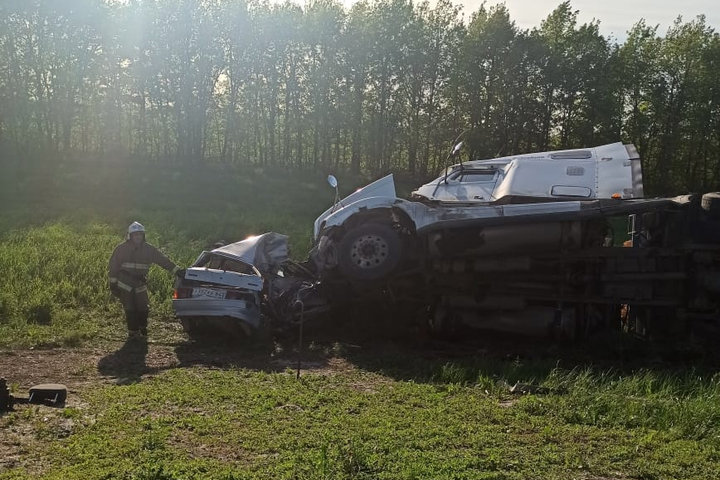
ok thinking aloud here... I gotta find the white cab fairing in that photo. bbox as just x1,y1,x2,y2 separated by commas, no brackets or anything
412,143,642,203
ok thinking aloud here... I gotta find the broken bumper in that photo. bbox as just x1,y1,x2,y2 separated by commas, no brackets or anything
172,298,261,329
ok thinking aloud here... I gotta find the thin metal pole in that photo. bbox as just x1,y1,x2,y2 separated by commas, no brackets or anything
296,300,305,380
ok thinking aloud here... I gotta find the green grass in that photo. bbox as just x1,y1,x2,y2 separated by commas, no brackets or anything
2,158,720,479
0,159,372,347
2,358,720,480
0,221,202,347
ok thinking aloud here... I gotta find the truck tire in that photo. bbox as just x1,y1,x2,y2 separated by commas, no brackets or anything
337,222,403,281
701,192,720,218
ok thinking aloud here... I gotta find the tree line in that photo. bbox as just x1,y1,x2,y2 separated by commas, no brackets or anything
1,0,719,194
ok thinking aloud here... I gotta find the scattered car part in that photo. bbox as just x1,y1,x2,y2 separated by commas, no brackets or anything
0,380,67,411
0,378,13,413
28,384,67,406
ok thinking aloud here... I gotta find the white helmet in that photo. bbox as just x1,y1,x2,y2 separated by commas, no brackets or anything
127,221,145,239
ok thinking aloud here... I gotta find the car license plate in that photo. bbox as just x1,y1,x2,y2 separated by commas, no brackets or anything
192,287,226,299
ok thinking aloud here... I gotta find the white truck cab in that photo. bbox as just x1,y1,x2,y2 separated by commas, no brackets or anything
412,142,643,203
312,142,649,281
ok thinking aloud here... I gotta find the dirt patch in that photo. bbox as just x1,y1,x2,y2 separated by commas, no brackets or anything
0,339,346,474
0,401,85,477
0,340,346,391
0,349,105,390
168,430,262,465
498,399,518,408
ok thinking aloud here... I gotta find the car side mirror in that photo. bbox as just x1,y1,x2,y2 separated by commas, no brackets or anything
327,175,338,189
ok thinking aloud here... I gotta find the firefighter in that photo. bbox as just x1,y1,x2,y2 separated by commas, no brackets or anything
108,222,185,338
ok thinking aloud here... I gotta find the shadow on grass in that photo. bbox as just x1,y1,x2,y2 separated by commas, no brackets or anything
97,306,717,390
97,332,332,383
97,337,149,384
349,334,720,389
173,338,275,370
301,307,720,388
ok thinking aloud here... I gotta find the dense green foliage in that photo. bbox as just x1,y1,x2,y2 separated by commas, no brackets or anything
2,358,720,479
1,0,719,194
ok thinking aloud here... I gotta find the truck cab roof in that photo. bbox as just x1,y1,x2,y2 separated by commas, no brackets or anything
412,142,643,203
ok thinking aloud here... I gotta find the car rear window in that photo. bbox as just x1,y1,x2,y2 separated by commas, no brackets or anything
200,254,256,275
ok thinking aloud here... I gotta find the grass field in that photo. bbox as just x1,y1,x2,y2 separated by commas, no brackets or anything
2,344,720,480
0,159,347,347
1,159,719,479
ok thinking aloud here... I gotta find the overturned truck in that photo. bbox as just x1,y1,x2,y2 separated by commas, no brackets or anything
309,142,720,341
173,142,720,342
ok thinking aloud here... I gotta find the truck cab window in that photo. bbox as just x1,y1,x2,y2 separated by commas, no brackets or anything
455,170,497,183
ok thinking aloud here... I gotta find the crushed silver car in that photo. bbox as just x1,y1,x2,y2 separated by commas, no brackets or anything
173,233,288,338
173,232,328,339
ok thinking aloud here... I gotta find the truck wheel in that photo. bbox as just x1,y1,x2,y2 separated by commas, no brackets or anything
701,192,720,218
337,223,403,281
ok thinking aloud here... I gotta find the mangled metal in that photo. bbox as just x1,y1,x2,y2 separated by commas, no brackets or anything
212,232,289,275
173,141,720,342
307,142,720,341
173,233,327,338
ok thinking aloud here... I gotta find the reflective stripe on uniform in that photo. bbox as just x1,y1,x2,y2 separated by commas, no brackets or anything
135,285,148,293
109,277,118,284
117,281,133,292
121,262,150,270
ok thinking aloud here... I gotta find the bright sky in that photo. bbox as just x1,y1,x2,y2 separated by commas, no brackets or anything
483,0,719,41
116,0,717,41
333,0,719,42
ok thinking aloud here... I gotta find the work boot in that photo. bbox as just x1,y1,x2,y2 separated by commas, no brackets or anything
124,310,139,332
137,311,149,337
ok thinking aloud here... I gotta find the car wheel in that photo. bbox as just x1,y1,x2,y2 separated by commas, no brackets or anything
337,222,403,281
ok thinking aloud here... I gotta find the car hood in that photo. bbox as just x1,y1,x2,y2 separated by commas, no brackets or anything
212,232,289,274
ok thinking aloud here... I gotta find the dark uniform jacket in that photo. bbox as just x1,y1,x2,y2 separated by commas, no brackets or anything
108,240,179,312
